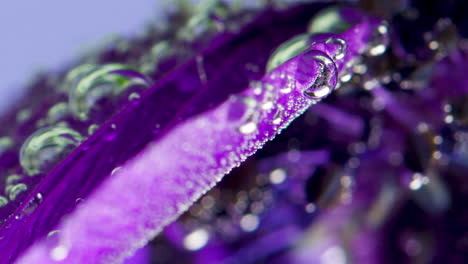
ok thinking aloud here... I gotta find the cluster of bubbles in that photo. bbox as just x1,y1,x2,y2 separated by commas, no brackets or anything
0,0,274,229
0,63,151,221
234,14,353,136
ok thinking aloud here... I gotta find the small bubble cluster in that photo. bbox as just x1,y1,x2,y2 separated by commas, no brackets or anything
0,0,267,227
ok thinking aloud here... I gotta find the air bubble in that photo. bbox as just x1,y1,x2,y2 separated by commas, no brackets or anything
5,174,22,186
62,64,97,92
0,196,7,208
88,124,99,136
20,126,83,176
279,74,295,94
178,1,227,41
228,96,259,135
300,51,338,99
139,41,172,75
128,92,141,102
46,102,69,125
239,120,258,135
68,64,150,121
325,37,347,60
7,183,27,201
271,107,284,125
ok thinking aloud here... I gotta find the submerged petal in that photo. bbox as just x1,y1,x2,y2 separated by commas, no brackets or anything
0,4,382,264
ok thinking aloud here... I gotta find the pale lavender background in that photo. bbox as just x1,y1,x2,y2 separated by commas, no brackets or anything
0,0,165,111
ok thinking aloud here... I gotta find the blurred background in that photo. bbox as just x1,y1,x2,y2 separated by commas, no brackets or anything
0,0,163,111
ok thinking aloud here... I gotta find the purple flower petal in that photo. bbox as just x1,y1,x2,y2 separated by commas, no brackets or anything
0,5,382,264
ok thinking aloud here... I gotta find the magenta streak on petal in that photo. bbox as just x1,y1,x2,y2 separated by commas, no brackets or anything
8,11,383,264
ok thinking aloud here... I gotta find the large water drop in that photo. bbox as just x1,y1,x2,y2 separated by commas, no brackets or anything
7,183,27,201
300,51,338,99
20,126,84,176
68,64,150,122
61,64,97,92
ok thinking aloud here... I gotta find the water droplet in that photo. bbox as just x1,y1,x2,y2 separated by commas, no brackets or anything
47,230,61,240
239,120,257,135
50,245,69,261
279,74,295,94
261,100,274,110
325,37,347,60
20,126,83,176
111,166,121,175
139,41,172,75
260,87,275,110
46,102,69,125
87,123,99,136
340,73,352,83
7,183,27,201
178,1,227,40
271,107,284,125
301,51,337,99
68,64,150,121
75,198,85,205
62,64,97,92
251,81,263,95
0,196,8,208
266,34,311,72
5,174,22,187
128,92,140,102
